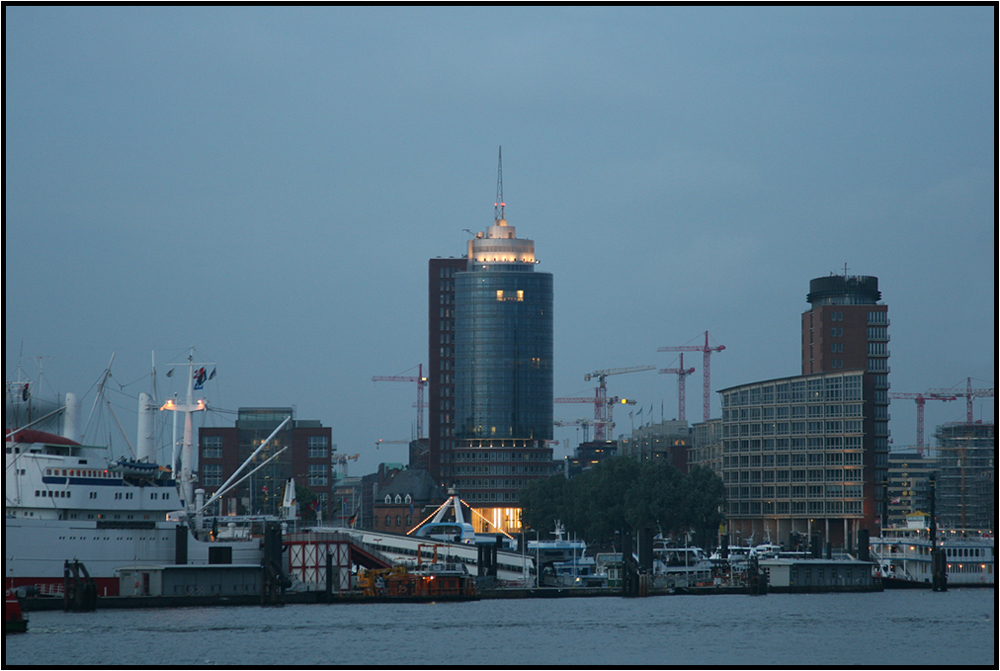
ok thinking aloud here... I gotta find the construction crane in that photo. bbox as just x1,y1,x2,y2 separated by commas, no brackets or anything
332,453,359,478
375,439,410,449
554,397,637,442
554,418,596,443
888,392,957,454
657,331,725,424
372,364,427,439
559,365,653,442
659,353,696,422
926,378,994,423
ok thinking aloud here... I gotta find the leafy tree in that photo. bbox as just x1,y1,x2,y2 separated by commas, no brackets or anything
295,484,319,521
519,457,726,551
519,471,567,532
682,465,726,549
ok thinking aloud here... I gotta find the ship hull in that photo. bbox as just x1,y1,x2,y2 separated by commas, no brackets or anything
4,517,262,597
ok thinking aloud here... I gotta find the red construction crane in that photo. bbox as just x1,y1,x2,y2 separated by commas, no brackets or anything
657,331,725,423
659,353,696,422
371,364,427,439
556,365,653,442
888,392,956,453
926,378,994,423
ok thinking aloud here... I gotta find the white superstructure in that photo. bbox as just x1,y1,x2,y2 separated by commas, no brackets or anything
870,526,994,587
5,356,265,596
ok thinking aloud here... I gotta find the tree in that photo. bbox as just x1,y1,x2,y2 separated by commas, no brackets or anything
682,465,726,550
519,472,568,533
295,484,319,521
518,457,726,550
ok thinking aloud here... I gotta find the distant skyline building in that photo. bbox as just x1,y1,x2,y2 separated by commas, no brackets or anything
429,151,555,534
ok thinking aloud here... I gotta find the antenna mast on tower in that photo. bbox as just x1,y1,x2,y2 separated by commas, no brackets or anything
494,146,505,222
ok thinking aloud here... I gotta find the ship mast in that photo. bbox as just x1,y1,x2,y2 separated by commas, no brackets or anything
160,349,210,514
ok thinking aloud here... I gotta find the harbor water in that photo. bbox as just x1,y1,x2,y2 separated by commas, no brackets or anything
6,588,994,667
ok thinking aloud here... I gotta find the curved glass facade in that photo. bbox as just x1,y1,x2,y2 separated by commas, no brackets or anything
454,269,553,442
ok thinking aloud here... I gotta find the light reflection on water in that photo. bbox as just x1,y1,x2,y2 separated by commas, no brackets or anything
6,589,994,667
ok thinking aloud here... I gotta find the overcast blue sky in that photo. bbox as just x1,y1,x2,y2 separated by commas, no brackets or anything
5,6,995,475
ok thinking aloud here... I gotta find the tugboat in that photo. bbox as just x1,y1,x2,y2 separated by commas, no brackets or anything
5,589,28,634
357,544,478,600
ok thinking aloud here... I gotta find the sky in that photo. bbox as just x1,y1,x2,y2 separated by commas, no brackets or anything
5,6,995,477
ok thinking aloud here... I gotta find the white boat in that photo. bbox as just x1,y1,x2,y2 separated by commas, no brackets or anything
4,354,273,598
870,523,994,588
528,525,603,587
653,543,714,588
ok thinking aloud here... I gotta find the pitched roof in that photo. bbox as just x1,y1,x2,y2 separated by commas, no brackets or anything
380,468,445,503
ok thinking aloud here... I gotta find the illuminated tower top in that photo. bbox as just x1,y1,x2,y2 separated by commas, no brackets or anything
467,147,537,269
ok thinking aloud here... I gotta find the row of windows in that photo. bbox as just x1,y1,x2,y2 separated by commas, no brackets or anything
203,445,332,460
35,489,171,501
462,490,520,502
203,463,222,487
867,311,888,324
725,404,864,420
724,452,863,467
725,420,864,437
723,375,864,407
308,464,328,486
868,326,889,340
455,478,532,490
729,500,864,516
455,464,546,476
723,436,865,452
727,484,864,499
946,547,988,558
453,450,551,462
45,468,112,478
724,469,863,484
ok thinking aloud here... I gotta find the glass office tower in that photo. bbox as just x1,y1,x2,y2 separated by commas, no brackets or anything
450,210,553,522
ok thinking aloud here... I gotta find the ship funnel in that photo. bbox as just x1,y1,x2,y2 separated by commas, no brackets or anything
137,392,156,462
63,393,82,443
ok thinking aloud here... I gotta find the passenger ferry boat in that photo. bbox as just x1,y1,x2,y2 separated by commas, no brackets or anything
5,356,267,597
870,515,994,587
